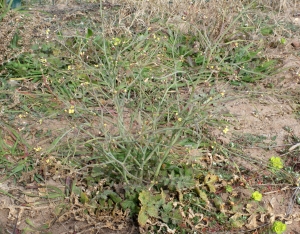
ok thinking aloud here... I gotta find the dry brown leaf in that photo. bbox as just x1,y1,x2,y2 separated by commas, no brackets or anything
24,194,39,203
293,212,300,221
276,214,285,220
245,203,253,213
194,215,208,229
230,212,242,221
266,197,276,214
232,220,244,228
179,206,186,218
7,206,18,220
231,191,239,197
213,154,228,164
245,214,258,229
219,203,226,213
285,220,293,225
38,187,47,196
155,221,176,234
232,174,239,182
259,213,266,223
188,208,195,219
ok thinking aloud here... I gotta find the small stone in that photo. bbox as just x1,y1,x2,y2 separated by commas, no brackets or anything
291,40,300,48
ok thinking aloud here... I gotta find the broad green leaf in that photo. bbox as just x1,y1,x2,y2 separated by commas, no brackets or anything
213,197,225,213
139,190,151,205
138,207,148,227
120,200,136,210
260,27,273,36
207,183,216,193
178,189,183,202
80,192,89,204
170,209,183,224
147,205,159,218
161,212,169,223
107,191,122,203
160,189,166,203
163,202,173,212
72,184,81,196
231,220,244,228
196,189,209,205
204,174,218,193
204,174,218,184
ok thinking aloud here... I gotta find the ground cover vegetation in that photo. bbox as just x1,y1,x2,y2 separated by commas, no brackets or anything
0,0,300,233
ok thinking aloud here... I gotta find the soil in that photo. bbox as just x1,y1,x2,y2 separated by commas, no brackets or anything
1,0,300,233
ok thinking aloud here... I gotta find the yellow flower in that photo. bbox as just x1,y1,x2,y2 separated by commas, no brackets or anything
40,58,47,64
153,34,160,41
112,37,121,46
34,146,42,152
69,106,75,114
223,126,229,134
65,105,75,114
252,191,262,201
270,156,283,169
177,117,182,122
272,221,286,234
18,112,28,118
80,82,89,86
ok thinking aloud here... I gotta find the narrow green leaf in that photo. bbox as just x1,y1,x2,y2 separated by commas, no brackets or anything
25,218,36,228
10,163,25,175
80,192,89,204
86,28,93,38
10,33,19,48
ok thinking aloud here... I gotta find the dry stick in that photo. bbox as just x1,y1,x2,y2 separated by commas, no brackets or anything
12,214,19,234
289,142,300,152
286,186,300,217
